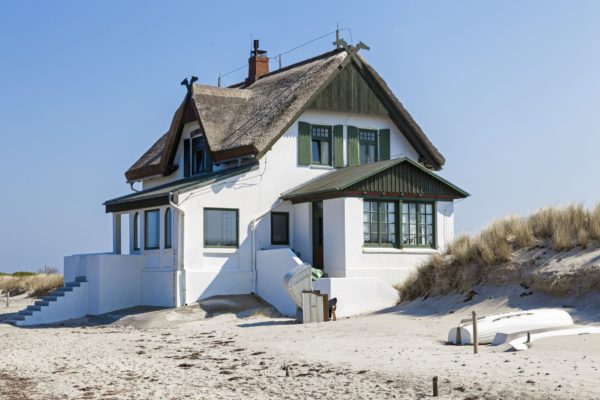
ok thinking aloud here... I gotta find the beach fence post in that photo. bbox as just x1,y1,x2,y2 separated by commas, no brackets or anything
432,376,439,397
5,291,8,308
472,310,478,354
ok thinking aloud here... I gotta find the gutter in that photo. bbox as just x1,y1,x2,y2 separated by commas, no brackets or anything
169,192,186,306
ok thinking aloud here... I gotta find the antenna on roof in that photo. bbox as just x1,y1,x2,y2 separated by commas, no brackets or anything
335,23,340,48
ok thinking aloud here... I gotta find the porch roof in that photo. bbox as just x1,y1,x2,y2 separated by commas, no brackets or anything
281,158,469,204
104,162,259,213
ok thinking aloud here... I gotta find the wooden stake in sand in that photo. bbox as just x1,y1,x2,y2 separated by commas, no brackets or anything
432,376,439,397
472,311,479,354
5,291,8,308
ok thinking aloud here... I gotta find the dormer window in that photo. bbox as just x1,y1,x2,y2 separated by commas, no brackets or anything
192,136,211,174
183,132,212,177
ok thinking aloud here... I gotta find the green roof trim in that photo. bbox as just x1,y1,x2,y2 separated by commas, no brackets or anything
105,163,259,213
281,158,469,203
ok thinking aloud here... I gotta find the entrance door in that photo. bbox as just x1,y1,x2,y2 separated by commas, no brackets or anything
312,201,324,269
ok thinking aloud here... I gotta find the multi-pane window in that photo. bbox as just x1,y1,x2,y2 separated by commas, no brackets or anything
144,209,160,250
401,203,434,246
311,126,332,165
363,200,435,248
363,201,396,245
271,212,289,245
359,129,378,165
165,208,173,249
191,135,211,175
204,208,239,247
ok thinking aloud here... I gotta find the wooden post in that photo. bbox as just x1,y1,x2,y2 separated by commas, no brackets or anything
5,291,8,308
526,331,531,343
472,310,478,354
432,376,439,397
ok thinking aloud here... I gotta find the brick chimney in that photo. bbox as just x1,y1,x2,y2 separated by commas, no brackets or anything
246,39,269,85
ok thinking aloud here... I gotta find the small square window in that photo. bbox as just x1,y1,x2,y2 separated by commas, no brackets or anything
271,212,289,245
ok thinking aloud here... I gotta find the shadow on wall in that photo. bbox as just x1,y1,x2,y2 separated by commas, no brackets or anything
190,205,298,303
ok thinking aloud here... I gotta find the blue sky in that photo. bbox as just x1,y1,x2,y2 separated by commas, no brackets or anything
1,1,600,273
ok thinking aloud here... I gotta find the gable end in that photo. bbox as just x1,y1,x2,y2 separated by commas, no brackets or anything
307,64,388,116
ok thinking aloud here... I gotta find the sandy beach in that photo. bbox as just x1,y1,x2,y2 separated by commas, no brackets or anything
1,286,599,399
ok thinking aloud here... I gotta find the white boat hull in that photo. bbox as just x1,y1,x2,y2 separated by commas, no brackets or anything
510,327,600,351
448,309,574,345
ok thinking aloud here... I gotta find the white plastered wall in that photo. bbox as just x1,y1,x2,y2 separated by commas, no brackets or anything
332,197,454,286
123,110,452,304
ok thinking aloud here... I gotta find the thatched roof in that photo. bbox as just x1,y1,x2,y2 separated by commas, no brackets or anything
125,48,445,183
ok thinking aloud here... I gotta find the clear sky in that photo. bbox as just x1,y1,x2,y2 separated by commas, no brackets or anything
1,1,600,273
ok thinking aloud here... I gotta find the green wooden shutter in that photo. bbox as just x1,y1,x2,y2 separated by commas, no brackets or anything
333,125,343,168
183,139,190,177
379,129,390,160
298,121,311,166
347,125,359,166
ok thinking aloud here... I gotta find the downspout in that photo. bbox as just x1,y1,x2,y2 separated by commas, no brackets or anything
169,192,186,307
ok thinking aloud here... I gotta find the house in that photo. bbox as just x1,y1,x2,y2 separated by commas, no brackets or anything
9,40,468,325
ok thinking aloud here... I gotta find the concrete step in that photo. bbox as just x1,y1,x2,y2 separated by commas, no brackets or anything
49,291,65,297
42,296,58,302
19,310,33,316
2,319,17,326
75,276,87,283
56,287,73,293
27,305,42,311
66,282,80,288
11,315,25,321
34,300,49,306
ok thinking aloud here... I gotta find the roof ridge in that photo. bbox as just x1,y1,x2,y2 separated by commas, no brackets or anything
229,47,347,89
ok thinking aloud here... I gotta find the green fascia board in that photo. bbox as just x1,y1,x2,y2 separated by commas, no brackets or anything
105,163,259,213
281,157,469,201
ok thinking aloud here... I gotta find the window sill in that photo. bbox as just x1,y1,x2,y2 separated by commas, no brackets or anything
362,247,439,254
203,247,239,254
309,164,334,170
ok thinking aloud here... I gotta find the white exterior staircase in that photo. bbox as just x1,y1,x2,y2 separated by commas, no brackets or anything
5,276,89,326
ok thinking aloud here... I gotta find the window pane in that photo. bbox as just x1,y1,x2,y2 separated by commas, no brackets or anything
426,204,433,214
321,141,330,165
205,209,238,247
165,209,173,248
359,144,367,165
271,213,289,244
312,141,320,163
368,144,376,163
145,210,160,249
133,213,140,250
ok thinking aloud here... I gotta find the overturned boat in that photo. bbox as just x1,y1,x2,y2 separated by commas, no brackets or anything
509,326,600,351
448,309,574,345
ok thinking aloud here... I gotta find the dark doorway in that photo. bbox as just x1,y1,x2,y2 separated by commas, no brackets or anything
312,201,324,269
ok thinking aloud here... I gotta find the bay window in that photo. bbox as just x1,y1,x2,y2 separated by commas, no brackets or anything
363,200,435,248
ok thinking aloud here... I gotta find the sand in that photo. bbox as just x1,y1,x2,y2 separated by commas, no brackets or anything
1,286,599,399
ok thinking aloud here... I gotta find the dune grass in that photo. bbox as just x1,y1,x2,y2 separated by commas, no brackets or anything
0,273,63,297
398,203,600,301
